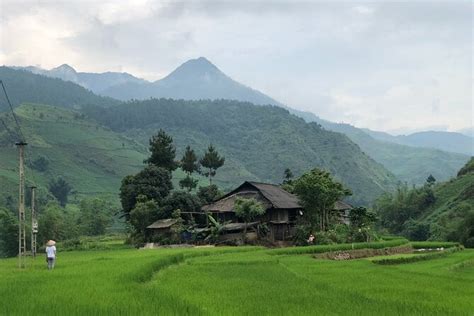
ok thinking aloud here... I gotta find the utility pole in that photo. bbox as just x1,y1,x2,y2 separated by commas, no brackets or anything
16,141,27,268
31,186,38,258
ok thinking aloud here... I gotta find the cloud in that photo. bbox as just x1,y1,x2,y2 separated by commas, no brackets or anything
0,0,471,133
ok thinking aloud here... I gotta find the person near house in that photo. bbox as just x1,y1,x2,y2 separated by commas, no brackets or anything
45,241,57,270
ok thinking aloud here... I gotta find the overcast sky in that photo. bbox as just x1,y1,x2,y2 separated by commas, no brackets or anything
0,0,472,134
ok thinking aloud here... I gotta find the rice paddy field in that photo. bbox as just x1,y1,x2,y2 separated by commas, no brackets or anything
1,243,473,315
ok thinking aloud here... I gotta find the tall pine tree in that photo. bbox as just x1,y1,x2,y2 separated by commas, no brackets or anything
200,144,225,185
145,129,177,171
179,146,199,191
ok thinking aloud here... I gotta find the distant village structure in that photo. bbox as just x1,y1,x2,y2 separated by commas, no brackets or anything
203,182,303,242
147,181,353,244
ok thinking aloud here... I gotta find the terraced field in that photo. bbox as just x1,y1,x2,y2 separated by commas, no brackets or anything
1,243,473,315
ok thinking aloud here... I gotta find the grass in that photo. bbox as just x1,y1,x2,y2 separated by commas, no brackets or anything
267,238,409,255
410,241,461,249
0,242,473,315
0,103,208,205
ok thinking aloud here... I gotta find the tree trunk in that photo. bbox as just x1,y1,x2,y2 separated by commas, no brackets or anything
209,168,213,185
242,222,248,244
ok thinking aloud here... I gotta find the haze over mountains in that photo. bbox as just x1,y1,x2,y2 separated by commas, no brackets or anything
3,57,471,193
16,58,472,158
0,66,397,206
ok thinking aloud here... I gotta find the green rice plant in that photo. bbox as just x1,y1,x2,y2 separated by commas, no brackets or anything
267,238,409,255
372,247,461,265
0,246,473,315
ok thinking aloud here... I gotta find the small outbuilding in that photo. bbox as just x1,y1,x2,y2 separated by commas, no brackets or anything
146,218,180,242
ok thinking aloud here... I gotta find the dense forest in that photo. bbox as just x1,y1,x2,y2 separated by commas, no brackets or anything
0,67,119,111
375,158,474,246
82,98,397,204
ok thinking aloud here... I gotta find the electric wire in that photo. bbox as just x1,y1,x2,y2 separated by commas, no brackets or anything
0,80,25,142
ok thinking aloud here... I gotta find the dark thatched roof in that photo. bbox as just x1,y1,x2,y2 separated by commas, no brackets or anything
146,218,178,229
203,181,301,212
247,182,301,209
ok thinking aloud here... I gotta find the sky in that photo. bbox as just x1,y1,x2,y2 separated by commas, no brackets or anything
0,0,472,134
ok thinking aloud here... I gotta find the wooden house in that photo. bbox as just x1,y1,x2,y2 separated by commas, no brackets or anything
202,181,303,241
202,181,354,243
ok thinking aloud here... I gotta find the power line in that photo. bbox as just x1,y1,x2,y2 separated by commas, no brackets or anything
0,116,17,142
0,80,25,142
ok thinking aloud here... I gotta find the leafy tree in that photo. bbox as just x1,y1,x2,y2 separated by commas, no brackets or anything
457,210,474,248
77,198,114,236
0,208,18,257
402,219,430,241
426,174,436,186
129,196,160,241
162,191,202,219
119,165,173,219
200,144,225,185
349,207,377,230
349,207,377,242
197,185,222,205
145,129,177,171
179,175,198,192
48,177,72,207
234,197,265,243
293,168,351,231
283,168,294,183
37,202,66,244
30,155,49,172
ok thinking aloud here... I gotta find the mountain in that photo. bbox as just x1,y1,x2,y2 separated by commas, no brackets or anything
0,104,146,205
101,57,282,106
6,64,469,185
457,127,473,138
0,103,202,206
15,64,146,94
363,129,473,156
82,98,397,205
0,66,119,111
376,157,474,245
313,120,470,185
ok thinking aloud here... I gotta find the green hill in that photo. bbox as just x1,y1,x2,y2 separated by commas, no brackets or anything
315,120,469,185
0,66,119,112
0,104,147,204
376,158,474,245
82,98,397,205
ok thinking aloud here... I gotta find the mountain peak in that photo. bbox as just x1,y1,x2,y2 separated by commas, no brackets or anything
51,64,77,75
163,57,224,82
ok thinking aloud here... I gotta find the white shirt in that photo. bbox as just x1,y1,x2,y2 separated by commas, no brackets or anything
46,246,56,258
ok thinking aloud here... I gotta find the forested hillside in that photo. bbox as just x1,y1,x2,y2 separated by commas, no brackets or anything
82,98,397,205
8,65,468,186
315,120,469,184
0,104,147,205
375,158,474,245
0,67,119,111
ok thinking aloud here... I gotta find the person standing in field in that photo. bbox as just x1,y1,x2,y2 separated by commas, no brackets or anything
45,240,57,270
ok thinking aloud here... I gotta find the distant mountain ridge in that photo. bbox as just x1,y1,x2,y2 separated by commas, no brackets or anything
5,61,470,184
14,64,146,94
362,129,473,156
